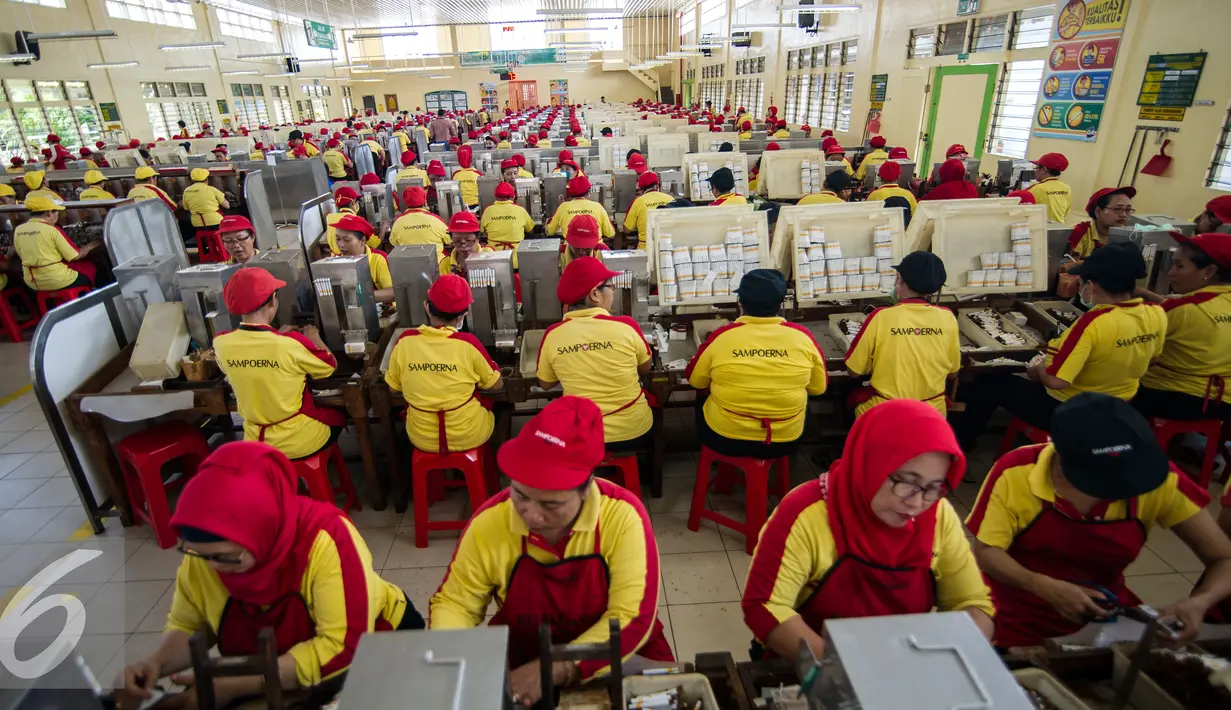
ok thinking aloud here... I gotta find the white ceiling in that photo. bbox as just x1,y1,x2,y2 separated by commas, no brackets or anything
238,0,683,30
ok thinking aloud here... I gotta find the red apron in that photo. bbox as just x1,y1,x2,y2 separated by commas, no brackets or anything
256,385,347,443
24,260,96,290
1152,362,1226,414
990,498,1145,648
717,404,802,444
797,555,937,631
406,391,492,453
847,385,946,411
216,593,316,657
489,521,673,670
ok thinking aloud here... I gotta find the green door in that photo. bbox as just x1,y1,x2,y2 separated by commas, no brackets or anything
919,64,999,170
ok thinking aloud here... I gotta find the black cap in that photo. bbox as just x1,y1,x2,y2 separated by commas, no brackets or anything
735,268,787,307
1069,242,1146,292
1050,393,1170,500
601,127,613,135
718,141,734,152
707,167,736,193
825,170,853,193
288,129,304,141
893,251,947,294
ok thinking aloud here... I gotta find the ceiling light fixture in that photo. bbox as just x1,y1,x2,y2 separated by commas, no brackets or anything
543,27,607,34
537,7,622,15
427,75,451,79
777,3,860,11
351,78,384,82
549,41,601,47
264,72,296,77
26,30,117,41
237,52,292,59
731,23,798,29
351,31,418,40
221,69,259,75
295,57,340,64
165,65,212,72
159,42,226,51
332,63,369,69
0,53,39,63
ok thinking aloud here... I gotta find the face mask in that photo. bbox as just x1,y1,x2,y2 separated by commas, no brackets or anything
1078,283,1093,308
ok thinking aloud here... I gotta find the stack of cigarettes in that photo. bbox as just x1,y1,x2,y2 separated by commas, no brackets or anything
969,309,1028,347
800,159,822,194
467,268,496,287
792,229,891,296
626,686,701,709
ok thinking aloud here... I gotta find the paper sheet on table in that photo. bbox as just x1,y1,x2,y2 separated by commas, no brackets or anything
80,391,197,422
1052,619,1231,649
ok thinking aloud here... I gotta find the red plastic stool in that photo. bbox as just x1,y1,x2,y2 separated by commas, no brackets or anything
36,286,92,317
197,230,226,264
0,288,38,343
412,446,495,548
996,417,1050,457
116,421,211,549
596,454,642,499
1152,417,1224,489
292,443,362,512
688,447,790,555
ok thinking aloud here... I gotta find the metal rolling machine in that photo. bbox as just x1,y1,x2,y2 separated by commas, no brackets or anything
464,250,517,349
388,244,441,329
516,238,563,329
250,249,312,329
603,249,652,325
113,255,181,322
175,262,242,347
312,255,382,357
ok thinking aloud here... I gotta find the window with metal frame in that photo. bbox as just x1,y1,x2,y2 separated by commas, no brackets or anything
0,79,101,160
1010,5,1055,50
936,20,968,56
10,0,67,7
342,86,353,117
680,2,696,38
1207,104,1231,191
820,72,838,128
231,83,268,129
699,0,724,31
140,81,210,139
217,6,275,43
971,14,1010,53
269,85,293,125
908,28,935,59
827,43,841,66
106,0,195,29
842,40,857,65
986,60,1044,159
837,71,855,131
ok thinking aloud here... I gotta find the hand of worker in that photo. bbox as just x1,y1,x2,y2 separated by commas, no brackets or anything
115,657,161,707
1031,576,1111,623
278,324,300,334
508,660,574,707
301,324,327,349
1025,362,1045,382
1157,597,1204,647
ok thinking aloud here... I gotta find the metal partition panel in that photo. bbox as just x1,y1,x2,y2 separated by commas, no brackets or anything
30,284,141,533
354,144,375,176
299,193,335,254
234,158,329,224
103,198,189,270
243,168,278,250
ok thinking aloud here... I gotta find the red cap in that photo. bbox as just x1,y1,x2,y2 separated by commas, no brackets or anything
825,144,845,157
255,142,266,150
402,186,427,208
869,135,887,148
327,138,340,148
766,142,781,151
427,160,446,176
500,158,518,171
223,268,286,315
627,153,647,174
1033,152,1068,173
79,147,92,156
334,213,374,237
128,138,141,148
1085,186,1136,215
95,141,105,148
9,157,22,166
637,171,659,189
878,161,902,183
1006,189,1036,205
334,186,359,208
448,211,480,233
217,214,254,235
427,274,473,312
741,121,752,131
821,137,838,151
497,396,605,489
334,132,344,139
559,158,580,172
557,255,619,304
1173,232,1231,269
565,214,602,249
945,143,968,158
566,175,592,198
564,135,578,146
401,150,417,164
495,181,516,200
514,153,526,167
359,172,381,186
1207,195,1231,224
499,131,509,139
558,149,573,161
538,130,548,139
46,134,60,143
888,147,909,159
710,125,723,133
820,129,833,138
320,128,329,135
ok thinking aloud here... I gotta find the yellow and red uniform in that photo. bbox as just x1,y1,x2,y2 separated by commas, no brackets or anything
79,186,114,200
213,324,343,459
384,325,501,453
1066,221,1104,259
537,307,652,444
623,190,673,250
322,149,349,179
796,191,844,206
1043,299,1166,401
1138,285,1231,406
845,299,961,417
1027,177,1072,223
561,243,608,269
167,516,408,687
686,316,827,444
394,165,431,188
182,181,227,228
390,208,449,249
452,166,482,207
711,192,747,206
546,198,615,239
854,148,889,182
480,200,535,250
363,248,392,289
128,183,177,212
14,220,87,291
867,184,918,215
430,478,661,680
325,208,380,254
439,245,493,276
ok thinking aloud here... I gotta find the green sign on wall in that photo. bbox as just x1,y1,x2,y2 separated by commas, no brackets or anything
303,19,336,50
98,102,121,123
460,49,558,68
957,0,980,14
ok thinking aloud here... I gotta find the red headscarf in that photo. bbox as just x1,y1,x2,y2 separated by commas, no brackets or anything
457,144,473,168
823,399,965,568
169,442,350,605
920,159,978,201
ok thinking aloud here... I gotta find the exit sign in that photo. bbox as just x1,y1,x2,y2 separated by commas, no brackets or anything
502,26,514,32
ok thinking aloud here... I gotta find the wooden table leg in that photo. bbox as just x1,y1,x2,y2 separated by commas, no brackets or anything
650,407,665,499
343,385,386,511
370,385,407,514
77,410,135,526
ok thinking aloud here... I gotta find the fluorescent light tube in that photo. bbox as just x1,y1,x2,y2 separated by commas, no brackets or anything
26,30,117,41
160,42,226,51
165,65,212,72
351,31,418,40
537,7,622,15
263,72,296,77
778,3,860,10
732,23,798,29
295,58,340,64
543,27,607,33
0,53,39,63
221,69,259,76
427,75,450,79
237,52,292,59
332,63,369,69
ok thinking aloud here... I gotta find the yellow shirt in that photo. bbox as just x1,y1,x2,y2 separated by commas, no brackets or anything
6,166,23,173
365,248,391,289
797,191,845,206
166,518,407,687
854,148,889,182
686,316,827,443
24,187,61,202
128,184,176,211
712,192,747,206
324,208,380,255
546,198,615,239
452,167,482,207
301,142,321,157
362,139,385,157
82,160,99,169
393,132,409,152
967,443,1204,551
394,166,430,188
182,182,226,227
438,245,493,276
742,483,993,642
623,191,673,249
431,479,660,680
738,131,753,140
212,324,337,459
772,129,791,138
322,149,348,178
831,157,855,176
250,150,264,161
390,209,449,249
1044,299,1166,401
537,307,652,443
844,300,961,417
536,139,553,148
79,186,115,200
496,140,513,149
480,200,534,249
14,220,83,291
867,184,918,215
1027,177,1072,223
384,325,501,453
1139,285,1231,404
575,137,592,147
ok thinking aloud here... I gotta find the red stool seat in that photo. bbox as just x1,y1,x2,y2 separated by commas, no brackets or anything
36,286,92,317
197,229,226,264
688,446,790,555
412,445,496,548
596,453,642,499
116,420,211,549
1152,417,1224,489
996,417,1050,457
292,443,362,512
0,287,37,343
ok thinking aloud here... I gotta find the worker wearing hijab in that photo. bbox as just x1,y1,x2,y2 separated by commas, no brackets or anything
969,394,1231,648
866,161,918,218
624,171,673,250
390,186,449,252
79,170,114,200
331,214,393,302
181,167,230,242
394,150,430,188
920,159,978,201
742,399,994,661
855,135,890,182
321,139,352,183
128,166,177,211
113,442,424,709
546,175,615,239
481,181,534,252
1027,152,1072,222
1066,187,1136,259
824,144,855,176
1134,232,1231,420
452,144,483,211
431,397,672,707
213,269,346,460
538,257,654,451
14,195,100,291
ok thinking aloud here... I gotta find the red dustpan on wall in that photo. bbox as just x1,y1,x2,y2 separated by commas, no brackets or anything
1140,139,1173,176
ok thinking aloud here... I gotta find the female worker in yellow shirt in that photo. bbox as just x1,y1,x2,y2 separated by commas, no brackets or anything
113,442,423,710
1066,187,1136,259
332,213,393,303
742,399,994,662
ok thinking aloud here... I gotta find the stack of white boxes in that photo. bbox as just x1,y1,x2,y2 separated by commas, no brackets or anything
794,224,897,300
800,159,823,195
609,140,632,169
658,227,761,304
689,159,748,200
967,221,1034,288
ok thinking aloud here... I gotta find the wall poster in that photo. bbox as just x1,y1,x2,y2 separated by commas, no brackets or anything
549,79,569,105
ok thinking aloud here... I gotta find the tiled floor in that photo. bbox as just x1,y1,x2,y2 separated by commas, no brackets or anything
0,340,1224,690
